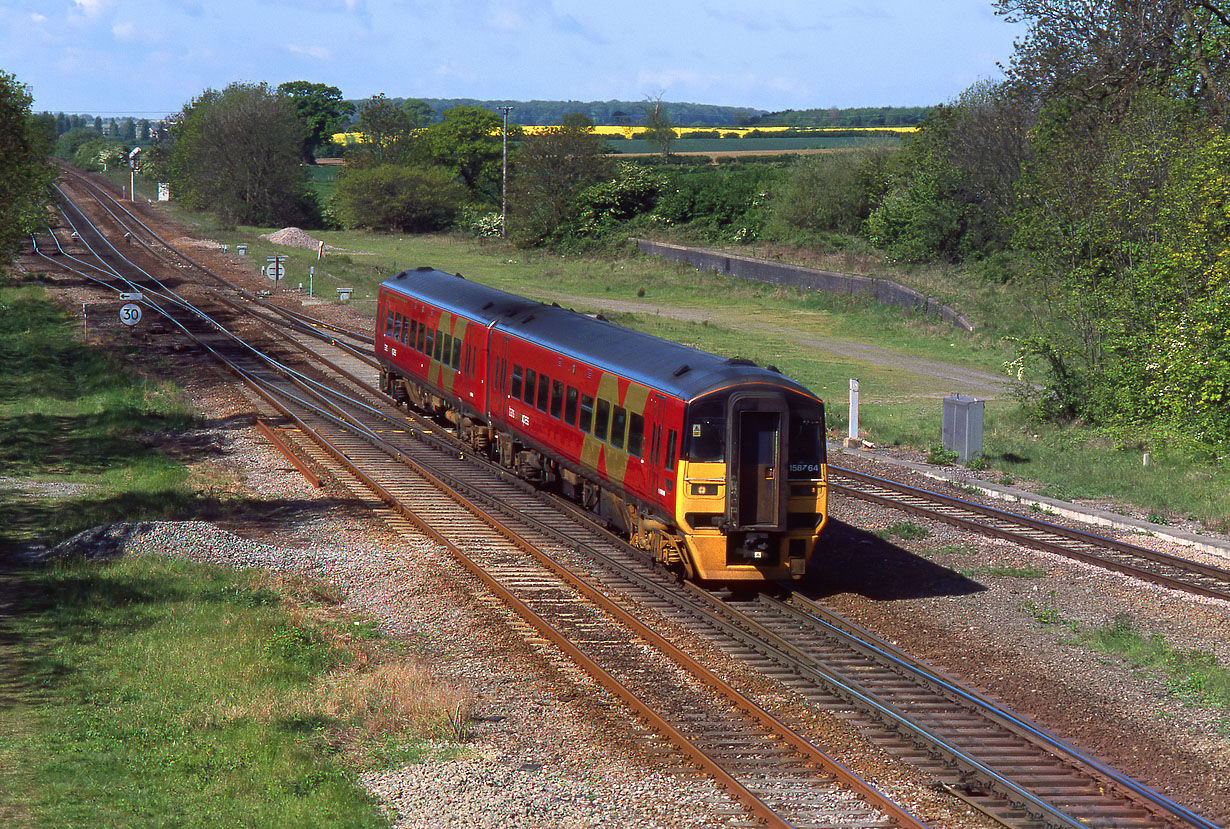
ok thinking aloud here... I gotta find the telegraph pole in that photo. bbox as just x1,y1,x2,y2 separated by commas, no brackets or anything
498,105,514,238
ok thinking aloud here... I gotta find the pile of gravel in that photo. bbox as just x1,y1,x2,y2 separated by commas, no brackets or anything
260,227,339,251
23,520,352,571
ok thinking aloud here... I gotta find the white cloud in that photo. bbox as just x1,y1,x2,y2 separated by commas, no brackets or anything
287,43,332,60
72,0,111,16
30,13,48,23
112,22,136,40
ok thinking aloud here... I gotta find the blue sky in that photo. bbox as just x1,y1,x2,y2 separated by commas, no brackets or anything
3,1,1025,117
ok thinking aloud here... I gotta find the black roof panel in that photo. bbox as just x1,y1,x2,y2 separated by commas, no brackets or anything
381,268,818,403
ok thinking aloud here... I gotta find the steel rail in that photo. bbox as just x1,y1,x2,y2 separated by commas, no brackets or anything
829,465,1230,602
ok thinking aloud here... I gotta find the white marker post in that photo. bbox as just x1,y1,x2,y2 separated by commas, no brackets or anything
845,378,862,448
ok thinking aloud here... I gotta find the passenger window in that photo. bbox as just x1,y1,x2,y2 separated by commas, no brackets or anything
408,319,418,347
393,314,402,343
550,380,564,418
451,337,462,370
434,331,445,362
536,374,550,411
524,369,537,404
385,311,395,338
416,323,426,353
579,394,594,433
511,365,523,399
564,386,579,425
594,398,611,442
424,328,435,359
628,413,644,457
665,430,678,471
610,406,627,450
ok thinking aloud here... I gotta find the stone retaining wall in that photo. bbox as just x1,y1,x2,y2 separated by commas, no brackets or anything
635,239,976,332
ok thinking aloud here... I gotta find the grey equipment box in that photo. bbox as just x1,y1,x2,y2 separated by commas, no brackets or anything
942,394,984,462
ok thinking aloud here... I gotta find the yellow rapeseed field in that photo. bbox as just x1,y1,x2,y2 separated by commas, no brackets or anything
331,124,915,144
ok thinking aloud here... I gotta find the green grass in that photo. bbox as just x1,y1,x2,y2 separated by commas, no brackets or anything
873,521,931,541
0,281,217,552
0,556,388,828
1087,614,1230,709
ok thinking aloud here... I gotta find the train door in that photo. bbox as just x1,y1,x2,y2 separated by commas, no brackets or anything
646,395,666,501
488,330,511,423
726,392,787,531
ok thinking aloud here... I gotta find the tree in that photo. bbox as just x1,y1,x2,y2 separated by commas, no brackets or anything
641,96,674,158
351,93,416,166
412,105,508,201
400,98,435,128
164,82,311,227
507,113,613,246
996,0,1230,120
277,80,353,162
0,71,56,258
333,164,467,232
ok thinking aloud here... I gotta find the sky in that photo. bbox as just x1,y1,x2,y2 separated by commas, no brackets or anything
2,0,1027,118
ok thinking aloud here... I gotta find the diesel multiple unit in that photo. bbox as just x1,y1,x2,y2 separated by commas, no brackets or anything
376,267,828,582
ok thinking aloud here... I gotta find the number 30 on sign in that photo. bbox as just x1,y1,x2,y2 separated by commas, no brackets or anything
120,303,142,326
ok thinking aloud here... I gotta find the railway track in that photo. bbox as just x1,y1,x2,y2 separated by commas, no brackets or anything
34,171,1224,829
39,172,925,829
828,466,1230,603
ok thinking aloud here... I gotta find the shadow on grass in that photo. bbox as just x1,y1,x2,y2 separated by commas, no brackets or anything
799,519,987,600
0,409,204,476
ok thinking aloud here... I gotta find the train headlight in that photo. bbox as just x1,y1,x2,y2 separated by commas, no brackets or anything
690,483,720,497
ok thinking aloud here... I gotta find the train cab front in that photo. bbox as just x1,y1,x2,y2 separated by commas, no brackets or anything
675,387,828,583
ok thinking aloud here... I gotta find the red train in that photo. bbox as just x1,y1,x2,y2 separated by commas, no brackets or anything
376,267,828,582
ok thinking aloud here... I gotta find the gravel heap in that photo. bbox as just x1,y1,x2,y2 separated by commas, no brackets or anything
23,520,350,571
260,227,339,250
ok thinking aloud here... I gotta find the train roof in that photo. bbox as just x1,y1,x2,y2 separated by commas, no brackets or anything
380,268,821,404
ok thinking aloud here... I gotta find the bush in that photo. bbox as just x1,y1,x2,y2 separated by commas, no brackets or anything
334,164,468,232
766,148,890,236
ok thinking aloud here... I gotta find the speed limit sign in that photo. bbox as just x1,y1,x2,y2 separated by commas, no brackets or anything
120,303,142,326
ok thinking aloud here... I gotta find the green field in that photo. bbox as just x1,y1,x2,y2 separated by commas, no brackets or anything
608,135,903,153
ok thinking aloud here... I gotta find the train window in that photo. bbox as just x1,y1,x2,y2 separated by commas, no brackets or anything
424,328,435,359
385,311,395,338
594,398,611,442
523,369,537,404
579,394,594,433
511,365,523,399
665,430,678,471
788,413,826,479
408,319,418,346
610,405,627,450
628,412,644,457
433,330,445,362
536,374,550,411
441,334,452,366
564,386,579,425
393,314,402,343
549,380,564,418
451,337,462,370
685,398,725,462
416,322,426,353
